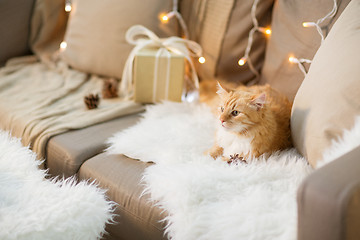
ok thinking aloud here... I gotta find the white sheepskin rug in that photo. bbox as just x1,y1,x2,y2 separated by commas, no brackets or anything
107,102,359,240
317,115,360,168
107,102,312,240
0,131,115,240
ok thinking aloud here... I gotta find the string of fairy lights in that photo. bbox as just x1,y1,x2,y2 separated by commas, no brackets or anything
59,0,71,51
240,0,338,77
238,0,271,78
159,0,190,40
288,0,338,76
65,0,72,12
159,0,206,65
61,0,338,78
159,0,339,78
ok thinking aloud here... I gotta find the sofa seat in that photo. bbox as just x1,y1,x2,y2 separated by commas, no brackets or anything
45,111,168,239
46,113,142,177
78,153,167,240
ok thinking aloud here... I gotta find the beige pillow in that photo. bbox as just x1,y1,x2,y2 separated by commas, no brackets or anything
61,0,176,79
291,0,360,168
0,0,35,65
30,0,68,62
259,0,350,101
180,0,273,84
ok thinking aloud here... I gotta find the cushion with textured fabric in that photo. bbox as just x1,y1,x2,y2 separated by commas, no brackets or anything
29,0,68,60
259,0,350,101
180,0,273,85
0,0,35,65
46,114,142,177
61,0,176,79
78,153,167,240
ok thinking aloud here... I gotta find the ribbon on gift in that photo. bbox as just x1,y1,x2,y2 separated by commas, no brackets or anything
153,48,172,102
120,25,203,101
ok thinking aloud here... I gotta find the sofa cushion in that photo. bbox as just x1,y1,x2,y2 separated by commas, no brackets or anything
78,153,167,240
180,0,273,84
259,0,350,101
46,113,142,177
61,0,176,79
29,0,68,61
291,0,360,167
0,0,35,65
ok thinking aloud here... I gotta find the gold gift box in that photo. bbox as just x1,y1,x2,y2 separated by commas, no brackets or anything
133,47,185,103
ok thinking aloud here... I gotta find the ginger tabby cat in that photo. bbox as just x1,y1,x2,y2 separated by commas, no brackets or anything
207,82,292,162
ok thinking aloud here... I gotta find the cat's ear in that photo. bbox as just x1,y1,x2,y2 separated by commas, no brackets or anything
216,82,229,96
250,93,266,110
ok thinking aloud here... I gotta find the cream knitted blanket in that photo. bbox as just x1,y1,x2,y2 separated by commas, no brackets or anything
0,57,143,160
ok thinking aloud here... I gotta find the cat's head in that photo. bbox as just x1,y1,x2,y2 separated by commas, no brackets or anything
216,82,266,133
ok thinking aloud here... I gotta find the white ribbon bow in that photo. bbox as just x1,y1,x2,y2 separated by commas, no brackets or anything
120,25,203,100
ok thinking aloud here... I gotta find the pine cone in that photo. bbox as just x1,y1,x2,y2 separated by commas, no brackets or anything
84,93,100,109
102,78,118,99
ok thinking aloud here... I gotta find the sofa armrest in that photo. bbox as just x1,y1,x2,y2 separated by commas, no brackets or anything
297,145,360,240
0,0,36,66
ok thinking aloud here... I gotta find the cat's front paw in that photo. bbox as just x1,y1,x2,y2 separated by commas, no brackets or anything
207,145,224,160
228,153,247,165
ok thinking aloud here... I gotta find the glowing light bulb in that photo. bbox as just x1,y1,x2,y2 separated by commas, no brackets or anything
161,14,169,23
198,57,206,64
288,56,298,63
302,22,316,28
65,3,72,12
159,12,175,23
60,41,67,50
258,27,272,36
238,57,247,66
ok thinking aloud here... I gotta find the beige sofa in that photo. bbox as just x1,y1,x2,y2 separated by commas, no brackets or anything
1,0,360,239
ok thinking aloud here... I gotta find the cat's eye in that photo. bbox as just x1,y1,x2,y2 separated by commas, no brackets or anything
220,107,224,112
231,110,240,116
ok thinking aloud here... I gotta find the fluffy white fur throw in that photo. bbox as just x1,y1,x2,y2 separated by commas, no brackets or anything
317,115,360,168
0,131,115,240
107,102,359,240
